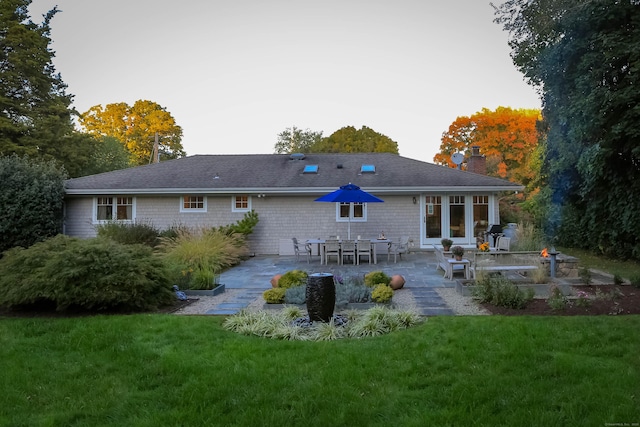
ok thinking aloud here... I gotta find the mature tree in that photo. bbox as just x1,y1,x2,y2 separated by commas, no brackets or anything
0,154,67,253
0,0,76,160
434,107,541,187
79,100,185,165
312,126,399,154
274,126,323,154
494,0,640,258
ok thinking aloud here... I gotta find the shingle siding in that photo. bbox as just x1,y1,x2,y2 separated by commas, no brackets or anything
63,153,523,252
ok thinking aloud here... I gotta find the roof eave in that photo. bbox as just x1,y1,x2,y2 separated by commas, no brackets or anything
64,184,524,196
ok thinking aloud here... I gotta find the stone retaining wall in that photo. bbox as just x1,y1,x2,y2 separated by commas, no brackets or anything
540,253,579,278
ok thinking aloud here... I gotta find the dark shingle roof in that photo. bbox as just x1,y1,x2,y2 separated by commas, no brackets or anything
65,153,522,195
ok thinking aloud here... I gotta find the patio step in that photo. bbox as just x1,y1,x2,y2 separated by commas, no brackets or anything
409,288,454,316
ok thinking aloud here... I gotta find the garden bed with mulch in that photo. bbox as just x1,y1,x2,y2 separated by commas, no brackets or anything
482,284,640,316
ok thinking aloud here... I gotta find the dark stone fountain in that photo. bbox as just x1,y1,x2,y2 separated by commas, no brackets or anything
306,273,335,322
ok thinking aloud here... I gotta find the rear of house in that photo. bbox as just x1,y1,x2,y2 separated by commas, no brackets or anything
64,152,522,255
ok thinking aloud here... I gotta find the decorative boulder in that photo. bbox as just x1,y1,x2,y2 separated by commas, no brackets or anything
270,274,282,288
390,274,406,290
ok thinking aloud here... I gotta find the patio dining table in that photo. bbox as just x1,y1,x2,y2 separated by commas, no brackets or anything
305,238,391,265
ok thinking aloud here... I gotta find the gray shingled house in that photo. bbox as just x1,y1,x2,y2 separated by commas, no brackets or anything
63,151,522,255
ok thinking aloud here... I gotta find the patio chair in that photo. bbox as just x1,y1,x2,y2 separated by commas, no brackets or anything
324,239,341,265
388,236,410,263
292,237,312,263
340,240,356,265
356,239,372,265
495,236,511,251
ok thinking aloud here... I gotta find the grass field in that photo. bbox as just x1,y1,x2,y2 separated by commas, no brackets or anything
560,247,640,280
2,314,639,426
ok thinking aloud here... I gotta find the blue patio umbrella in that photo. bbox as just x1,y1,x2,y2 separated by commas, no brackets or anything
314,183,384,239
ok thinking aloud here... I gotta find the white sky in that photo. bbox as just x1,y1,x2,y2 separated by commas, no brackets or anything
29,0,541,163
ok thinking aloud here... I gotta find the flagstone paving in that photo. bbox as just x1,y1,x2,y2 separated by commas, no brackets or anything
206,252,458,316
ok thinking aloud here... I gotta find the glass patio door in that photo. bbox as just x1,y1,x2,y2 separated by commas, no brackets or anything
424,196,442,240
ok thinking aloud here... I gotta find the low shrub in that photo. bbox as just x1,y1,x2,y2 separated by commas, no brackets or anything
96,220,160,247
630,274,640,288
547,285,568,311
284,285,306,305
371,284,393,303
574,290,592,307
263,288,285,304
335,280,372,305
0,235,174,312
613,274,624,285
278,270,308,289
364,271,390,287
578,267,593,285
214,210,260,236
472,275,534,309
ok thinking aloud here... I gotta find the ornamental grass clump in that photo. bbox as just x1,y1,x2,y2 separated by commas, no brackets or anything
223,306,422,341
159,227,247,289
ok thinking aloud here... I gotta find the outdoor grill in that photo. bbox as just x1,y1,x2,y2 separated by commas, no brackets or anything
484,224,503,247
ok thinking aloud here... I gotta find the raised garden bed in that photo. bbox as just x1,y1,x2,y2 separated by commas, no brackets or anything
455,279,572,297
183,284,226,297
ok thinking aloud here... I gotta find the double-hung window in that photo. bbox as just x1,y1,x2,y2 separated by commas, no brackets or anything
337,202,367,222
95,196,134,222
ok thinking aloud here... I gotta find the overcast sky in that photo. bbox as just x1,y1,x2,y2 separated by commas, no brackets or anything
29,0,541,163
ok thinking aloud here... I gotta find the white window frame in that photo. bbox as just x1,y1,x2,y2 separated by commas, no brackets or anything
93,196,136,224
180,195,207,213
232,195,251,212
336,202,367,222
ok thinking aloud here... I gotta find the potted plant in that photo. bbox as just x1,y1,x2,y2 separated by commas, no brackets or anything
441,238,453,251
451,245,465,261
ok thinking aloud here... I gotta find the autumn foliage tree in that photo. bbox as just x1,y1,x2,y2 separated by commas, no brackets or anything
434,107,541,188
79,100,185,165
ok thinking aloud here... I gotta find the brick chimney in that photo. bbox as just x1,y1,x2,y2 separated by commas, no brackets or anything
466,145,486,175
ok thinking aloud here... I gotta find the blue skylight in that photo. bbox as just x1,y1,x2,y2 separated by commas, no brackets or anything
303,164,318,173
361,164,376,173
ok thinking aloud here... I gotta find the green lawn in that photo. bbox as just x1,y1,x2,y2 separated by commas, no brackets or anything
560,246,640,281
1,314,639,426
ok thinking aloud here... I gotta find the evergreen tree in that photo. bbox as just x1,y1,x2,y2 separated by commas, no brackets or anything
0,0,75,160
494,0,640,258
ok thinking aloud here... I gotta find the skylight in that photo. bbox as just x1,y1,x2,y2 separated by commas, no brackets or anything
361,164,375,173
303,164,318,174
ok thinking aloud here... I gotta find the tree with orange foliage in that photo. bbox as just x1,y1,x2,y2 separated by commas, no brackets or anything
434,107,541,188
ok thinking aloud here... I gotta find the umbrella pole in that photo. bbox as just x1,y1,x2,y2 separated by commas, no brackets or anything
348,203,352,240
